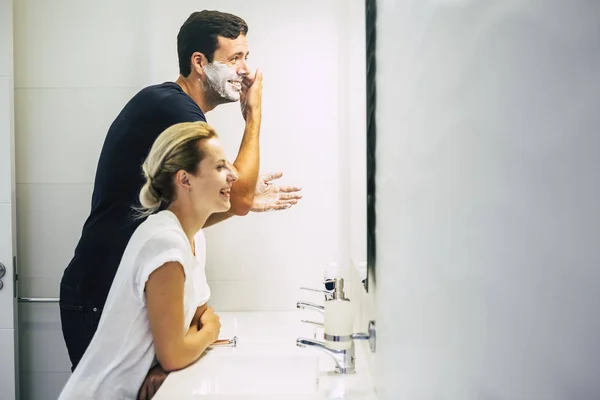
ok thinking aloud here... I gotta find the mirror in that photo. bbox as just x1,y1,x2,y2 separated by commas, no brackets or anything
365,0,377,292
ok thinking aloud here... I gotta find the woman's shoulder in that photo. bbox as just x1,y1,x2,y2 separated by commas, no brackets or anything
143,210,183,230
130,211,189,252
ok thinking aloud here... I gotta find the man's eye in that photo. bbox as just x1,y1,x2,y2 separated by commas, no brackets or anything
217,165,225,170
231,57,239,62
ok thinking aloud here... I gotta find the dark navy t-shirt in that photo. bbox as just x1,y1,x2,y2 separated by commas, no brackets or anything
62,82,206,308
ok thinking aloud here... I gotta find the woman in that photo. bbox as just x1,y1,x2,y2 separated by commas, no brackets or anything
58,121,238,399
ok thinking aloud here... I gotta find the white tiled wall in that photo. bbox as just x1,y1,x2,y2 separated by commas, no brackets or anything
14,0,351,308
17,304,71,400
13,0,360,398
0,0,18,399
13,4,152,396
0,204,17,400
0,0,12,78
0,329,17,400
14,88,139,183
0,79,12,205
16,184,93,296
374,1,600,399
12,0,150,89
0,205,14,328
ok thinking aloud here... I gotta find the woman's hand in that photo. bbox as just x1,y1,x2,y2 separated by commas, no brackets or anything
199,307,221,343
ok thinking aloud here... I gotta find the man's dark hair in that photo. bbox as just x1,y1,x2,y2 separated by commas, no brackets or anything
177,10,248,77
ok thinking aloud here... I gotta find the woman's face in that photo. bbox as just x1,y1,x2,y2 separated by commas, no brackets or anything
189,138,238,213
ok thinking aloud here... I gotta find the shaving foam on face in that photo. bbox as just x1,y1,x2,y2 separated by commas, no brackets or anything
204,61,242,101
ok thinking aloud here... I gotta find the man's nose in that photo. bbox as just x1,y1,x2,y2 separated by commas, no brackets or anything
237,59,250,76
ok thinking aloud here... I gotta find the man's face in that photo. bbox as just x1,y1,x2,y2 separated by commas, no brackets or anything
203,34,250,102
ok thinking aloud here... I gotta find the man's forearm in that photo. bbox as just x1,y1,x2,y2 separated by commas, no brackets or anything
203,211,234,228
227,113,261,216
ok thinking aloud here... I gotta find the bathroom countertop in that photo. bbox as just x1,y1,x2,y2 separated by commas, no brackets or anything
153,311,378,400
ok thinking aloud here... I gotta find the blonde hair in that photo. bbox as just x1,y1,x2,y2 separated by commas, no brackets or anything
136,121,218,218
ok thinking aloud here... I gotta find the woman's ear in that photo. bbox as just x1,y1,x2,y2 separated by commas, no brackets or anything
176,170,192,193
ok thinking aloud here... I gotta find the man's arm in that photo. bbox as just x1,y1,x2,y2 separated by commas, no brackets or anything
204,211,235,228
204,70,263,226
227,114,261,216
203,171,304,228
203,114,259,226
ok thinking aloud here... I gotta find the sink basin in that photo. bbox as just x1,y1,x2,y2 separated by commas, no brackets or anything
154,347,319,398
216,311,316,343
154,312,320,398
152,311,376,399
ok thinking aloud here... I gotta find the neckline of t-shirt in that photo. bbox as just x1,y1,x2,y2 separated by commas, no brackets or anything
162,81,205,115
163,81,187,95
160,209,198,257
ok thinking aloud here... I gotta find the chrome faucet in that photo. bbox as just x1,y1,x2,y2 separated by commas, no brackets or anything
296,338,356,374
296,321,376,375
296,301,324,315
300,285,334,301
296,283,339,320
296,300,325,334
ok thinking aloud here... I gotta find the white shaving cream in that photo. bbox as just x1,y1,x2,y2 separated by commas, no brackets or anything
204,61,242,101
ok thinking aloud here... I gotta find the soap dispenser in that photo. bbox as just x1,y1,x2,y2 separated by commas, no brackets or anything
324,277,354,350
324,261,341,292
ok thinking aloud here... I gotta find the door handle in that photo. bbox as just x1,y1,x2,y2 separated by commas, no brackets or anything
0,262,5,290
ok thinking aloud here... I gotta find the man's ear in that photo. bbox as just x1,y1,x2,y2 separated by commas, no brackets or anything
191,52,208,76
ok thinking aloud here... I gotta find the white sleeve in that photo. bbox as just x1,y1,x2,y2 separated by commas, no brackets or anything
133,230,190,303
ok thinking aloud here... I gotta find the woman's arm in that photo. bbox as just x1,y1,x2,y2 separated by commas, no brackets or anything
190,303,208,328
145,261,220,372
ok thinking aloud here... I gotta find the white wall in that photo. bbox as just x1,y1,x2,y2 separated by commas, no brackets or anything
342,0,376,380
346,0,367,274
0,0,18,398
147,0,350,308
13,1,151,397
375,1,600,399
13,0,357,398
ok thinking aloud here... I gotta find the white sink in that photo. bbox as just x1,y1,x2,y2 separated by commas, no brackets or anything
153,312,320,399
216,311,316,343
154,344,319,398
153,312,377,399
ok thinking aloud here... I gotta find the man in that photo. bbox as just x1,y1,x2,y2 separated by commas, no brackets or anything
59,10,301,398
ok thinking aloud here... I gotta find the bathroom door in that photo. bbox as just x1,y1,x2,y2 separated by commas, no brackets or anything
0,0,18,398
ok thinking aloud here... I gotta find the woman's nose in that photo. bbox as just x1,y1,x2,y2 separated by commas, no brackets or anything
227,163,239,182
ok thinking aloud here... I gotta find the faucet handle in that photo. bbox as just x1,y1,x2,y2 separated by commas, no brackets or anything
351,320,376,353
299,287,331,295
300,276,345,293
301,319,324,327
322,320,376,354
300,286,334,300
